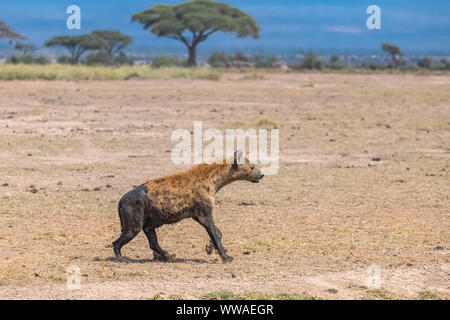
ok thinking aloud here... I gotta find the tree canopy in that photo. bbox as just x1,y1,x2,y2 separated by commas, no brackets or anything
0,21,25,44
14,43,36,56
382,43,403,68
132,0,260,66
91,30,132,56
45,34,105,64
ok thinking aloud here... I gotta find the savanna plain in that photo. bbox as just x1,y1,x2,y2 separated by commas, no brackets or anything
0,70,448,299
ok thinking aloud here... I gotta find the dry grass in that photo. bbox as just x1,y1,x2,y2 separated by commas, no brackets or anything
0,72,448,299
0,64,222,81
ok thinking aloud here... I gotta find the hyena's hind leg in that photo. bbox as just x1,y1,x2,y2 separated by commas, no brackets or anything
143,226,176,261
112,198,145,262
205,227,225,255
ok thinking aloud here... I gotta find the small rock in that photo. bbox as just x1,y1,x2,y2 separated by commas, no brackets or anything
238,202,256,206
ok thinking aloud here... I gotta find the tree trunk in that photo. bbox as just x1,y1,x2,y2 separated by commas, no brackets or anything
187,45,197,67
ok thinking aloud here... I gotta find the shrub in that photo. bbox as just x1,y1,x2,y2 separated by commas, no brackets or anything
114,51,134,65
57,56,72,64
6,55,49,65
85,51,114,66
302,53,323,70
400,65,418,72
234,51,249,62
151,55,184,68
255,56,278,68
33,55,51,65
207,51,251,68
360,62,386,70
327,56,348,70
440,59,450,70
208,51,231,68
417,58,432,69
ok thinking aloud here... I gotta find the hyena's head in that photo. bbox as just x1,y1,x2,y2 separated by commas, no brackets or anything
231,150,264,183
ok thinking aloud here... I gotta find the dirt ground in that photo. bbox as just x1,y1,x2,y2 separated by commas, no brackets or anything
0,72,449,299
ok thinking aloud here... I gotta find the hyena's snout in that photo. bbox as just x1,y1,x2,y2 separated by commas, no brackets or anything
251,169,264,183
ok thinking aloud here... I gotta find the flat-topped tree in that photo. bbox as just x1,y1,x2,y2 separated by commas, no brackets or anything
382,43,403,69
91,30,132,57
45,34,105,64
0,21,25,44
132,0,259,66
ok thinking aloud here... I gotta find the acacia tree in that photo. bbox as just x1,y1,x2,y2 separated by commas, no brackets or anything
132,0,259,66
91,30,132,57
14,43,36,56
44,34,105,64
381,43,403,69
0,21,25,44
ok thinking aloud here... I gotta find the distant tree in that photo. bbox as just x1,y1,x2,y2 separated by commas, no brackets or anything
440,59,450,70
90,30,132,56
417,58,432,69
44,35,105,64
327,56,348,70
234,51,249,62
381,43,403,69
114,52,134,65
302,53,323,70
0,21,25,44
132,0,259,66
14,43,36,56
330,56,339,63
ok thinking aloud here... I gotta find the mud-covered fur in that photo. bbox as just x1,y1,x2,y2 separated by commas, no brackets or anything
112,150,264,262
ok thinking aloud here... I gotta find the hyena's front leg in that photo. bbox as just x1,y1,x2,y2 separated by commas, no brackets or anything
194,215,233,262
205,227,223,255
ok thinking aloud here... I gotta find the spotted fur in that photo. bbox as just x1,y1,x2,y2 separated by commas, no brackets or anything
112,150,264,262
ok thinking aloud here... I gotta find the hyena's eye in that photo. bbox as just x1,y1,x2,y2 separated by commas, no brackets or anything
250,165,255,170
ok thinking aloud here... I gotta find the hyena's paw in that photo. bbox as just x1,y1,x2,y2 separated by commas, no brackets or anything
205,242,214,255
205,241,227,255
153,251,176,262
221,254,234,263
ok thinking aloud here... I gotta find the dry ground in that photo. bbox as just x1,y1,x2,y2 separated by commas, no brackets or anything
0,72,449,299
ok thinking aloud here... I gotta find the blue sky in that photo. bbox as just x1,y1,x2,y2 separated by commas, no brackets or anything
1,0,449,53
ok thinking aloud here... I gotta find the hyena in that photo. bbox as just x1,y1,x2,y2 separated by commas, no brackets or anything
112,150,264,263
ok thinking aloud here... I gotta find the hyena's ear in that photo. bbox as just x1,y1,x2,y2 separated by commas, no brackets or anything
234,150,243,165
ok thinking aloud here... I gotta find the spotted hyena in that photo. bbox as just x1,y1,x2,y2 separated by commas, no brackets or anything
112,150,264,263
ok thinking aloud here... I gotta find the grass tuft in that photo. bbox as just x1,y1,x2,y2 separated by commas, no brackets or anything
0,64,222,81
198,290,318,300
